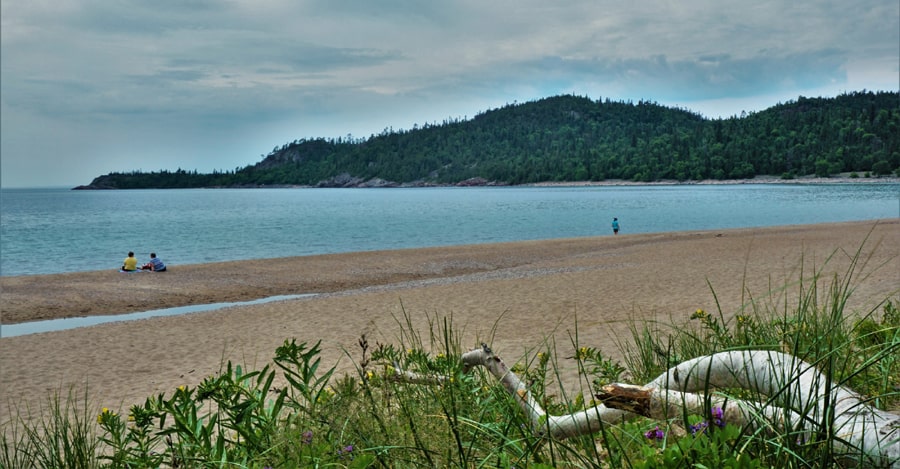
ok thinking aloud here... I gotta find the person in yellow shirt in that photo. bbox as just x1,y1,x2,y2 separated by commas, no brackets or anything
122,251,138,271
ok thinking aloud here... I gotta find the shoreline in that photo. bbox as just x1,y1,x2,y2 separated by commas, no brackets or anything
1,219,899,326
523,175,900,187
0,174,892,191
1,220,897,427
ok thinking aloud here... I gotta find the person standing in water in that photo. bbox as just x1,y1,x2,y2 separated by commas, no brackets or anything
612,218,620,235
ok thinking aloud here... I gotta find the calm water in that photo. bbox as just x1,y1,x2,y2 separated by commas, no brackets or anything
1,184,898,277
1,294,312,337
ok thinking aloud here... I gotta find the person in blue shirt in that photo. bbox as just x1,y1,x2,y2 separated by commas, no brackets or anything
141,253,167,272
612,218,619,235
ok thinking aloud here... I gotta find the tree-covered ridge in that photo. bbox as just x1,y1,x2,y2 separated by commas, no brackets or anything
77,91,900,189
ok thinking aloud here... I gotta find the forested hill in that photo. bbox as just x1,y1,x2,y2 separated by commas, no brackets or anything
76,91,899,189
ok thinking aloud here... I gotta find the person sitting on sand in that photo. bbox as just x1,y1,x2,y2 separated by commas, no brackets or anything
122,251,138,271
141,253,167,272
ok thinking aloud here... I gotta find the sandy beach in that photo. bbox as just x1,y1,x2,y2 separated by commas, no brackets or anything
1,220,898,427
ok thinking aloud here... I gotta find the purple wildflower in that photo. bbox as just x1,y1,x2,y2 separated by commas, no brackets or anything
711,406,725,428
338,444,355,460
301,430,313,445
689,421,709,436
644,425,665,440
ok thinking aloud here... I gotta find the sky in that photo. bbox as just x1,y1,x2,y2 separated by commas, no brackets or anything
1,1,898,188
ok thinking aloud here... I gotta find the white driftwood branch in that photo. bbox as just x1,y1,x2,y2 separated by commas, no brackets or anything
388,360,447,385
458,344,631,439
647,350,900,466
393,345,900,467
597,383,809,441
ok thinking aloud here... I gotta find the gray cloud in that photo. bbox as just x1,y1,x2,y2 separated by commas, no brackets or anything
1,0,897,187
526,49,849,100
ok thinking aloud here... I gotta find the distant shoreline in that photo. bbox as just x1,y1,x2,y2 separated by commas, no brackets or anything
68,174,900,190
524,175,900,187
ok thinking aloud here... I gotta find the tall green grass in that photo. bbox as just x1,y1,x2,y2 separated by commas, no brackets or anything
3,244,897,468
1,388,100,469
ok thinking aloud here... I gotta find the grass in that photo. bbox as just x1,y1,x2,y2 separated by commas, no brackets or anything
2,243,898,468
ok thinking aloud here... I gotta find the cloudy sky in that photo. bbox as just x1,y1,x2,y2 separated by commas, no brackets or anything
1,1,897,188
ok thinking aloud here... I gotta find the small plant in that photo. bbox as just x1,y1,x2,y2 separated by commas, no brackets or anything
274,338,336,414
573,345,626,389
635,421,760,468
96,399,164,467
91,338,346,467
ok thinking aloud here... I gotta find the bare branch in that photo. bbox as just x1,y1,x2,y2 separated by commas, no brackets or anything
647,350,900,465
391,346,900,466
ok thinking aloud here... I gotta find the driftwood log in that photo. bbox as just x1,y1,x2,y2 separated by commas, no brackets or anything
394,344,900,467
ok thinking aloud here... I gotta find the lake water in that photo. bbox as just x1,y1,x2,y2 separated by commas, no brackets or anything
1,184,898,277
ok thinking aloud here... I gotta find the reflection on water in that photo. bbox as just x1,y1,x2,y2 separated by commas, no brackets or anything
0,294,314,338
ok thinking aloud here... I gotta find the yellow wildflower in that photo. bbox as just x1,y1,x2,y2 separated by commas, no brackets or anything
96,407,116,425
